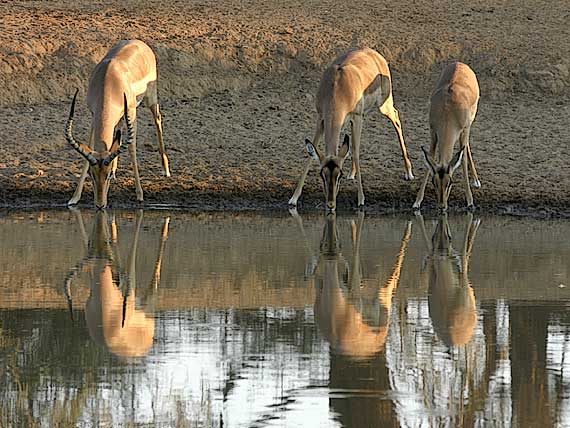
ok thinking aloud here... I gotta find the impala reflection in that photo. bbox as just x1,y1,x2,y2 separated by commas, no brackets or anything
64,209,170,358
417,213,481,347
291,210,412,359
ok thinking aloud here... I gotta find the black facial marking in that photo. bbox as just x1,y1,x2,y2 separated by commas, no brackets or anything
324,160,338,171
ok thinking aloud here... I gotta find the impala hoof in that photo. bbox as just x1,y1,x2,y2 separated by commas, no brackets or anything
467,204,476,212
67,198,79,207
288,197,298,207
412,202,421,211
404,172,415,181
288,207,299,217
472,178,481,188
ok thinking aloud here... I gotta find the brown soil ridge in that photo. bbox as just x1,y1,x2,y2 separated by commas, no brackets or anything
0,1,569,216
1,1,570,105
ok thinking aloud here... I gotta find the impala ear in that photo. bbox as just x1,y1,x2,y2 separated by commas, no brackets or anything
421,146,437,175
449,146,465,174
338,134,350,160
306,139,322,162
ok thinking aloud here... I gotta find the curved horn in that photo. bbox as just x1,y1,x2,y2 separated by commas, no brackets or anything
102,130,122,166
123,93,135,146
65,89,98,166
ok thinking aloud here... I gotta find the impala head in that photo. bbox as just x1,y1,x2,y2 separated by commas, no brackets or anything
65,89,133,209
319,212,341,257
432,213,453,254
306,135,350,212
421,146,465,212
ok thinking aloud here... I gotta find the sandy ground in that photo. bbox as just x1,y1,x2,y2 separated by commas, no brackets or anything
1,0,569,216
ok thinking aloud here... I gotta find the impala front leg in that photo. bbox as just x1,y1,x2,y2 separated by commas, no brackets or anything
68,128,95,206
288,119,324,206
413,130,437,210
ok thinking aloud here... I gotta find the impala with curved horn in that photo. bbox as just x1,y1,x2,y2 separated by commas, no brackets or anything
65,40,171,209
288,47,414,211
413,62,481,212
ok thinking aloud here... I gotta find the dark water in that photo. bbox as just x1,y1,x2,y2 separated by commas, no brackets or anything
0,209,569,428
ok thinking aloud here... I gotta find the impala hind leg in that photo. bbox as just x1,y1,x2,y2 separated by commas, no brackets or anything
68,128,95,206
145,82,171,177
288,119,324,206
380,95,414,180
460,129,474,210
412,129,437,210
464,128,480,188
350,116,365,206
348,120,357,180
127,116,144,202
150,104,171,178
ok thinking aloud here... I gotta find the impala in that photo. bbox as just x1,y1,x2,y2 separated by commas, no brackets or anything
65,39,171,209
416,213,480,347
64,209,170,357
288,47,414,211
290,209,412,359
413,62,481,212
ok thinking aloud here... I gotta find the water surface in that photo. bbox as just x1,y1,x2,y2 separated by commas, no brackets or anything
1,210,569,427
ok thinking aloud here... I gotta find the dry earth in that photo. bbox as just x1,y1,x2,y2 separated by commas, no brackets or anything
1,0,569,215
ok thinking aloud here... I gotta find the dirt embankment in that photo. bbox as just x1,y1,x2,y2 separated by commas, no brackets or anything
1,0,569,215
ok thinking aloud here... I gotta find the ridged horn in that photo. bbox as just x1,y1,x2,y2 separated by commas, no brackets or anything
65,89,98,166
101,130,122,166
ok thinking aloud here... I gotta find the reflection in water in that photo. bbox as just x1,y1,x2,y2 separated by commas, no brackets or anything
64,209,170,358
417,213,480,347
292,210,412,360
388,214,486,427
2,212,570,426
291,209,413,427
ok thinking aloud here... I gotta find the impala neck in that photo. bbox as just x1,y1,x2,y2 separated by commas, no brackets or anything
324,116,343,157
